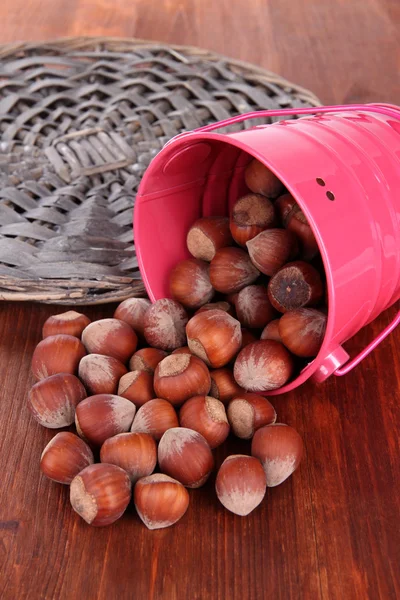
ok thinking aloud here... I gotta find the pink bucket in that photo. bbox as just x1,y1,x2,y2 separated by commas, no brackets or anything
134,104,400,395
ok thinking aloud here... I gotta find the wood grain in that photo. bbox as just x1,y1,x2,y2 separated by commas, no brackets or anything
0,2,399,599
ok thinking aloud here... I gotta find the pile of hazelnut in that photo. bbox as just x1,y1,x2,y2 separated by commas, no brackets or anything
28,158,326,529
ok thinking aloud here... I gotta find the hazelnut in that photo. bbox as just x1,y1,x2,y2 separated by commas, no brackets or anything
129,347,167,373
186,309,242,368
158,427,214,488
260,319,282,342
267,261,323,312
118,370,155,406
78,354,127,395
230,193,275,246
234,285,276,329
225,292,239,306
31,334,86,380
170,258,214,309
154,354,211,406
114,298,151,336
209,368,244,405
134,474,189,530
40,432,94,484
240,328,258,348
179,395,230,449
279,308,327,357
70,463,131,526
234,340,294,392
209,247,259,294
286,209,319,260
81,318,138,363
275,193,298,225
42,311,90,339
245,158,284,198
171,346,192,355
143,299,188,350
227,393,276,439
195,301,234,316
28,373,86,428
246,229,298,276
186,216,233,261
100,432,157,482
251,423,303,487
75,394,136,446
215,455,267,516
130,398,179,441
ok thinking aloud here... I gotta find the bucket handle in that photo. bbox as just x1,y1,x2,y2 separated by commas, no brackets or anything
184,103,400,134
334,309,400,376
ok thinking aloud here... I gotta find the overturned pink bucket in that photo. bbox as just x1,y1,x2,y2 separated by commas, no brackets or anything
134,104,400,395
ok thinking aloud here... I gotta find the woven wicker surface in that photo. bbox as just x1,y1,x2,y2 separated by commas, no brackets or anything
0,36,320,304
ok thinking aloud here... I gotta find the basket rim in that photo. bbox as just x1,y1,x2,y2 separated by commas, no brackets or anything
0,35,321,106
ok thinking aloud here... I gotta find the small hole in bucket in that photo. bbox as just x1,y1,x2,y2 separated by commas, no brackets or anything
316,178,326,186
326,191,335,201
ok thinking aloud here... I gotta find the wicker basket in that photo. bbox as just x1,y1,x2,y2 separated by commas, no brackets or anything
0,37,320,304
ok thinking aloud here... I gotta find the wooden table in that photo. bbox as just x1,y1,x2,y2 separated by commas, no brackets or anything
1,1,399,599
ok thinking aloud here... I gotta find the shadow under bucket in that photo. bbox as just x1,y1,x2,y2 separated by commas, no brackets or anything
134,104,400,395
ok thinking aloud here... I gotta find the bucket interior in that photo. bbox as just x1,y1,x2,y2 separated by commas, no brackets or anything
135,137,329,297
135,135,330,393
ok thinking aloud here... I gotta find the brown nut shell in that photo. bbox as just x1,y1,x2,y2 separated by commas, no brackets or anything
70,463,131,526
235,285,276,329
215,455,267,516
187,216,233,261
81,318,138,363
246,229,298,276
233,340,294,392
251,423,303,487
78,354,128,395
195,301,235,317
158,427,214,488
245,158,284,198
210,247,259,294
287,210,319,260
118,370,155,406
154,354,211,406
130,399,179,441
171,346,192,355
144,299,188,350
42,311,90,339
267,261,323,313
279,308,327,357
31,334,86,380
209,368,244,405
230,193,275,246
129,347,168,373
134,474,189,530
186,309,242,368
40,432,94,484
260,319,282,342
114,298,151,335
179,395,230,449
100,432,157,482
75,394,136,446
28,373,87,428
170,258,214,309
227,393,276,439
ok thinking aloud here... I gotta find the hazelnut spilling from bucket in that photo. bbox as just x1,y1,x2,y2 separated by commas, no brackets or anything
28,158,326,528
